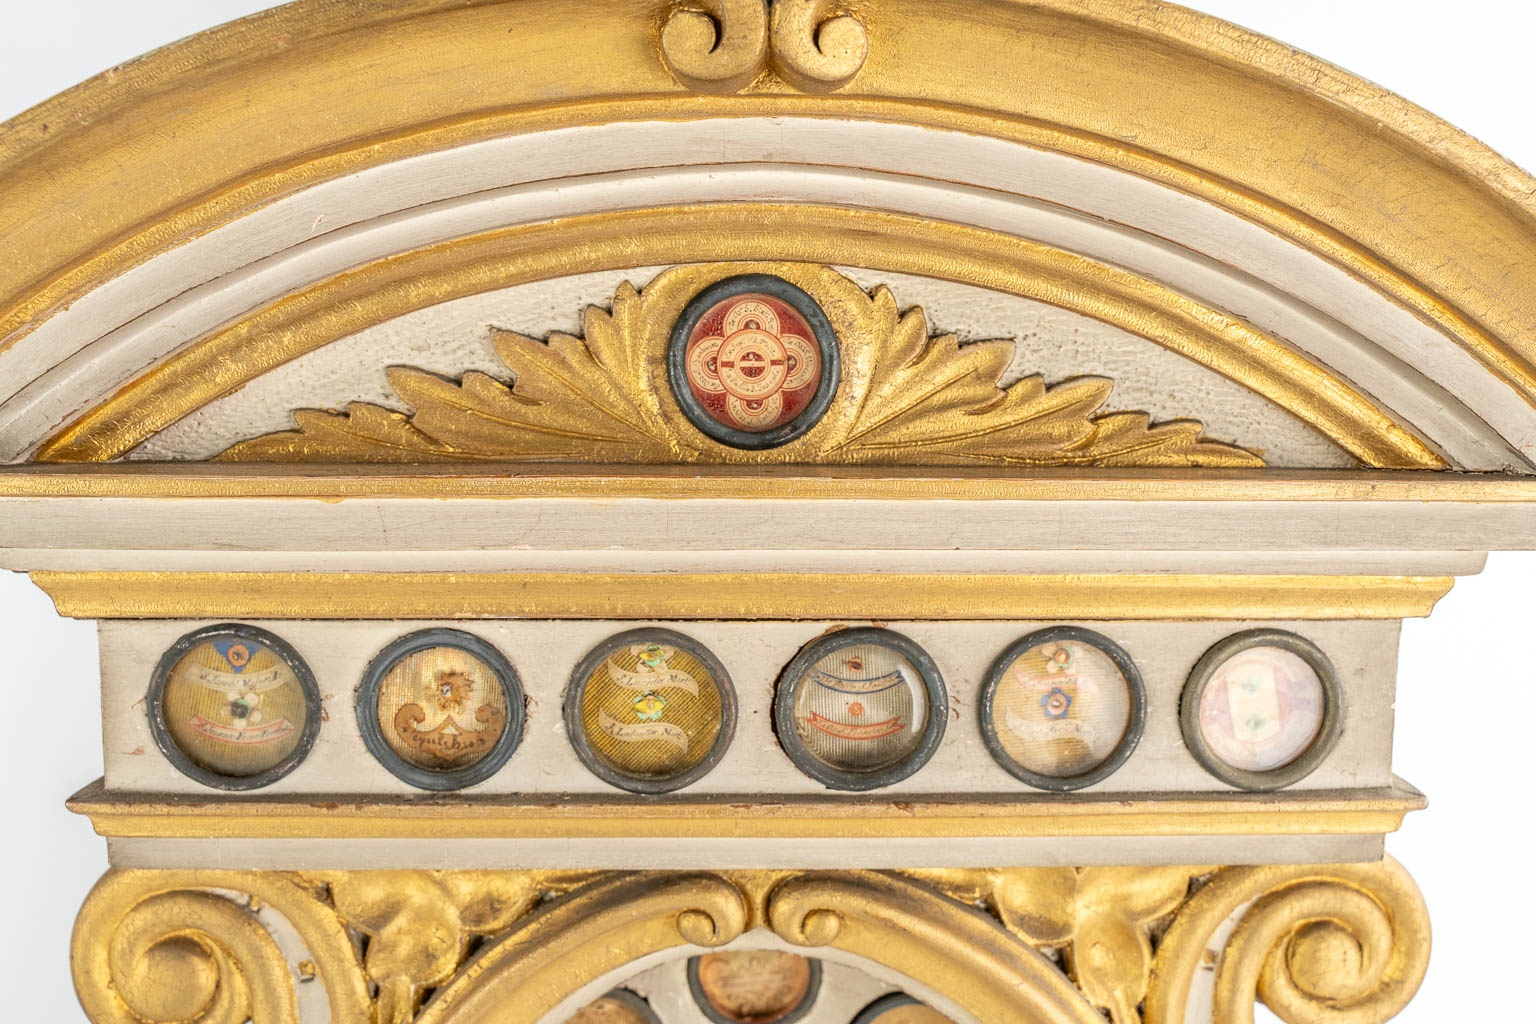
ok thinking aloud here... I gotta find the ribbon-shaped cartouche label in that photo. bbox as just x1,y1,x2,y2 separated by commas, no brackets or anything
604,645,701,696
1005,704,1096,746
191,665,288,691
395,704,505,763
189,715,297,745
597,709,689,751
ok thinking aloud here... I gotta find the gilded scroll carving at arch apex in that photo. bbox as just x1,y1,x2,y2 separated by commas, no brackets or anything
661,0,869,93
219,263,1263,468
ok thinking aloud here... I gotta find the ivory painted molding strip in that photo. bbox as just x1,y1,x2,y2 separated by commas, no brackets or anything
30,570,1455,620
68,779,1425,841
4,464,1536,501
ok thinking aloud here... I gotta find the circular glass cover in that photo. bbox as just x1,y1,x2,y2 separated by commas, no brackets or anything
1181,630,1341,790
980,627,1145,790
851,995,955,1024
357,629,525,791
775,628,947,791
564,989,661,1024
1198,647,1325,771
148,624,319,789
565,629,737,793
668,274,839,449
689,952,820,1024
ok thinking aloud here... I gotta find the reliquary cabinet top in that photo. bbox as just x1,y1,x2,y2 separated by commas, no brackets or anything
5,2,1534,1023
0,0,1531,858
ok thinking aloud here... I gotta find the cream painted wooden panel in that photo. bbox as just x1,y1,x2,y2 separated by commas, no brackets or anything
104,835,1385,872
98,618,1399,797
2,496,1531,561
4,547,1487,576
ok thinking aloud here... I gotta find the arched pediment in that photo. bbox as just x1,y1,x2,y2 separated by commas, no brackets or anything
15,9,1534,1022
0,0,1533,472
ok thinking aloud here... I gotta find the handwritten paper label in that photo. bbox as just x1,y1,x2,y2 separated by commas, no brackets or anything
1005,705,1095,746
189,715,296,745
192,665,287,692
597,709,689,751
605,655,700,696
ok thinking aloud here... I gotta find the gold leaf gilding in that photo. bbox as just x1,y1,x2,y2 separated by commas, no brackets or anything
219,263,1262,468
913,866,1209,1024
660,1,868,94
73,863,1429,1024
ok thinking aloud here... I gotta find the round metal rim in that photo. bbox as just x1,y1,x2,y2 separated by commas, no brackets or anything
773,627,949,792
1178,628,1344,792
686,953,823,1024
145,623,323,792
850,993,935,1024
666,273,841,450
354,628,527,792
563,627,738,795
977,625,1147,792
582,988,662,1024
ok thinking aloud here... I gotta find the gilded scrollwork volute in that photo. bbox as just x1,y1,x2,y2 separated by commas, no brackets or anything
1145,859,1432,1024
661,0,869,93
70,870,371,1024
69,862,1430,1024
219,263,1263,468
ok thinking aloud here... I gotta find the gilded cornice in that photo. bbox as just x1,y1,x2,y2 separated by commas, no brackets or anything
30,570,1453,620
67,779,1427,841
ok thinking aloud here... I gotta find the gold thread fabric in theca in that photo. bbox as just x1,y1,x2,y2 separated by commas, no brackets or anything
578,641,725,781
160,638,308,778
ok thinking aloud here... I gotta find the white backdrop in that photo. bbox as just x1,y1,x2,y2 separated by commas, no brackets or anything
2,2,1532,1019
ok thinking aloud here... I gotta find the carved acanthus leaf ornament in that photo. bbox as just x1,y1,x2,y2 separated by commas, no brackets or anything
915,866,1210,1024
219,264,1263,468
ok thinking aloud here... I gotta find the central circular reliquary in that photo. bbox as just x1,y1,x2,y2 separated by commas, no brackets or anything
667,273,841,449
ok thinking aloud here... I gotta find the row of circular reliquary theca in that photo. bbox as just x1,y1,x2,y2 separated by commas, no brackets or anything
145,622,1343,795
566,950,951,1024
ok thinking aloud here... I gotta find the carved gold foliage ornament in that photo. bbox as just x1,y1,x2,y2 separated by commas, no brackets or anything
322,871,575,1024
220,263,1263,468
916,866,1210,1024
661,0,869,94
70,861,1427,1024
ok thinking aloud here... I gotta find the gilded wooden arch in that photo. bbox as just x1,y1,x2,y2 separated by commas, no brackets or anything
4,0,1533,375
414,871,1106,1024
1,0,1535,469
34,217,1439,468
